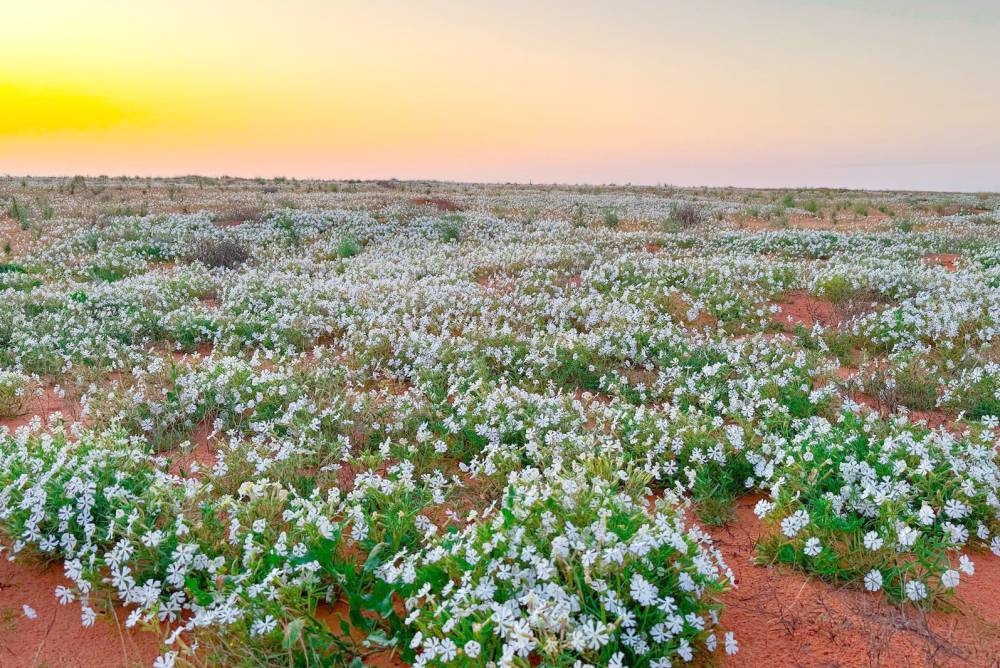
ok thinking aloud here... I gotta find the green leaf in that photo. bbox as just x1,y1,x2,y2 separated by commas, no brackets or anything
283,617,306,651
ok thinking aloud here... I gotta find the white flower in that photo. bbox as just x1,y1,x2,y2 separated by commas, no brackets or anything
250,615,277,636
940,569,960,589
153,652,177,668
463,640,481,659
896,525,919,549
724,631,739,654
864,570,883,592
917,504,935,526
904,580,927,601
780,509,809,538
943,499,969,520
54,586,75,605
959,555,975,575
22,605,37,620
803,537,821,557
629,573,659,606
753,499,774,518
863,531,883,551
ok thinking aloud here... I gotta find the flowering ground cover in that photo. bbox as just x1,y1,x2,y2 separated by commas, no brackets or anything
0,177,998,667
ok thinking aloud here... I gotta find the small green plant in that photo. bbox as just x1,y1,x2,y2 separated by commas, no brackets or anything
570,203,587,227
602,207,620,229
337,235,361,258
437,215,462,242
854,203,870,217
781,194,795,208
6,197,30,230
892,217,915,233
803,199,820,214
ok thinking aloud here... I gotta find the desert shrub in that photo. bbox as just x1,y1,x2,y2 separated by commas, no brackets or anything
65,175,87,194
187,237,251,269
602,207,620,229
858,355,939,412
0,370,30,418
815,274,854,304
803,200,820,214
940,363,1000,420
211,206,263,226
669,202,704,228
7,197,30,230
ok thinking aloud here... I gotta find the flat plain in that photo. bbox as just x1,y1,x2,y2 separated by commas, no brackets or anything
1,177,998,667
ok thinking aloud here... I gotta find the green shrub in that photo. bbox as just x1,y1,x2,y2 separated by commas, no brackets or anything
892,217,915,233
337,235,361,258
602,207,620,229
815,274,854,304
436,214,463,242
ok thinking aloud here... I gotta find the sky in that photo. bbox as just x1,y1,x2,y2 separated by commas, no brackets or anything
2,0,999,190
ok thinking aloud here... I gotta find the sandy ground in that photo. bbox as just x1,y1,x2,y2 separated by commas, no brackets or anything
709,496,1000,668
0,559,158,668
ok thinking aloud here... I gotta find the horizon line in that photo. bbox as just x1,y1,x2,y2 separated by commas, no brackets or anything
3,174,996,197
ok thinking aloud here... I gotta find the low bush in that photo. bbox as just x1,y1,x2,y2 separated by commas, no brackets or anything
187,237,251,269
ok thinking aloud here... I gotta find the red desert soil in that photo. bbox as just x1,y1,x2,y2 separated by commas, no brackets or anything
411,197,462,212
923,254,960,272
0,387,82,434
708,496,1000,668
167,418,219,477
0,218,35,256
0,559,159,668
771,291,843,331
317,600,407,668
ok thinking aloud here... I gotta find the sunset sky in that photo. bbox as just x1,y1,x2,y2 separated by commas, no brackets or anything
2,0,998,190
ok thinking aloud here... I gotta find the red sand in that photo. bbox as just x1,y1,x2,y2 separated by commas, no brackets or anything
0,558,159,667
411,197,462,212
772,291,843,331
167,418,218,477
923,254,960,272
709,496,1000,668
0,386,81,434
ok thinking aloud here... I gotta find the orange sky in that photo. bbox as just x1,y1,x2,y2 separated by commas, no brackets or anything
2,1,999,189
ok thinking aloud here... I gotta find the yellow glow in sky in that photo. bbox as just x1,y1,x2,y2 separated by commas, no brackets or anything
2,0,999,189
